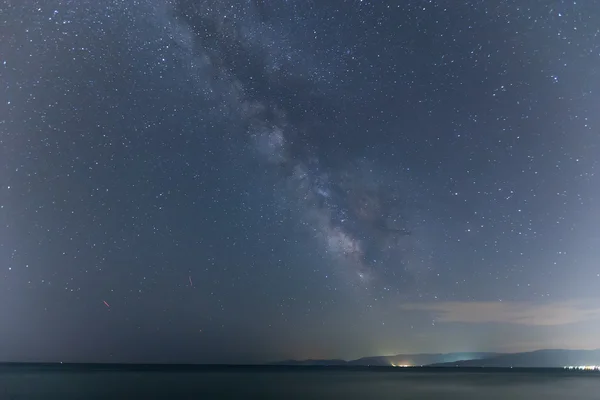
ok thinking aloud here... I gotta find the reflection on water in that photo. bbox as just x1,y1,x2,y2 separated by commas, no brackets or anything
1,370,599,399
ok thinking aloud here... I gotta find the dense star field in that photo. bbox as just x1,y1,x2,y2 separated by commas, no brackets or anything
1,0,599,363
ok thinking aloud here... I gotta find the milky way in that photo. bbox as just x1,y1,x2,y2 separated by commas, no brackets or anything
160,0,424,289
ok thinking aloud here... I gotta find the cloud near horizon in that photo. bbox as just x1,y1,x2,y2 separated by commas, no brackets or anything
400,300,600,326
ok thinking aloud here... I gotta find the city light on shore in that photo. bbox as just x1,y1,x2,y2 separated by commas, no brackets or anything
564,366,600,371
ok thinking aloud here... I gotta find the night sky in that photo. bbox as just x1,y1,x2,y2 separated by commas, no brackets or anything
1,0,600,364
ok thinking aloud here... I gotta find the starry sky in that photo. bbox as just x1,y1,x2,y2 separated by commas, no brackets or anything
1,0,600,364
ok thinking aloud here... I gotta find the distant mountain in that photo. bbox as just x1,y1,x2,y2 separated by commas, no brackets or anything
432,349,600,368
270,352,497,367
350,353,499,367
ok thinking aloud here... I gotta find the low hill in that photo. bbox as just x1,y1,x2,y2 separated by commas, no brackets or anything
270,352,497,367
432,349,600,368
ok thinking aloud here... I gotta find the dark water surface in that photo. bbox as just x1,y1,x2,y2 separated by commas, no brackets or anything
1,368,599,399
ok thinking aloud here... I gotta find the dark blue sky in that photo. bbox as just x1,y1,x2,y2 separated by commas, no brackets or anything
1,0,600,363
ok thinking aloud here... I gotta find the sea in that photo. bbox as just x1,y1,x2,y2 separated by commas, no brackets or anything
1,366,599,399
